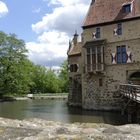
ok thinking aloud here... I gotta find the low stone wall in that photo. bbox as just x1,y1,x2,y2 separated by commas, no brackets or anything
0,117,140,139
26,94,68,100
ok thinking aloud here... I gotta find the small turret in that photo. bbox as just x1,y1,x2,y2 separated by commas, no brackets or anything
73,31,78,45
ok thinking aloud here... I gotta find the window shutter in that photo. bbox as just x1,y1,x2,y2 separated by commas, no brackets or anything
76,64,79,72
127,51,132,63
113,28,118,35
92,32,96,39
111,53,116,64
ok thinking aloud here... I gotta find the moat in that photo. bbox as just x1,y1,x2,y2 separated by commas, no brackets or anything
0,99,128,125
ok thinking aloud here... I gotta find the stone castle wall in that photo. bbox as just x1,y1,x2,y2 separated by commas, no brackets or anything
68,74,82,106
68,54,82,106
68,18,140,110
81,19,140,110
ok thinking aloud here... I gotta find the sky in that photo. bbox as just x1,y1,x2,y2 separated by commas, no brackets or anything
0,0,91,67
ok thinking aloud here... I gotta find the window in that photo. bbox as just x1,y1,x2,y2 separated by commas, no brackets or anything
99,78,103,87
69,64,78,72
96,27,100,38
92,27,101,39
87,48,91,66
123,4,131,13
114,23,122,36
91,47,96,70
116,45,127,64
73,64,78,72
117,23,122,35
86,46,104,72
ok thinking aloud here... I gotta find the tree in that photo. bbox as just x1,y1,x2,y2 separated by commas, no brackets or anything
45,69,61,93
30,66,61,94
30,65,48,93
0,31,69,96
0,31,31,95
59,60,69,92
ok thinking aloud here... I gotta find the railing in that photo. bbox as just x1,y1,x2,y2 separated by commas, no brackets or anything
85,63,104,73
120,84,140,103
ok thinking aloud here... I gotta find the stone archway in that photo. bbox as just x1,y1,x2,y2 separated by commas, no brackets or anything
129,72,140,85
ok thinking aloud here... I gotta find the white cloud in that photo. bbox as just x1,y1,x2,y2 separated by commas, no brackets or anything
32,3,89,35
37,30,69,57
26,30,69,66
0,1,8,18
27,0,91,67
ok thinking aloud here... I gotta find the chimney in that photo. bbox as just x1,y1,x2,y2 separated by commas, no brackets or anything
73,31,78,45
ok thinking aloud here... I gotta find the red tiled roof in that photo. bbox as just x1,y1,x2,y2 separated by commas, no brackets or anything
83,0,140,27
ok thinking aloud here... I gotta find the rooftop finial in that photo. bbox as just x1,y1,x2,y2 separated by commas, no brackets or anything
73,30,78,45
74,30,78,36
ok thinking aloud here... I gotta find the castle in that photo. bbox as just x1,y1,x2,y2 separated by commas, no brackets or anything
67,0,140,110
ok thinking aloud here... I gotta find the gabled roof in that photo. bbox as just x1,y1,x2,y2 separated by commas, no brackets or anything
83,0,140,28
67,42,82,56
67,32,82,56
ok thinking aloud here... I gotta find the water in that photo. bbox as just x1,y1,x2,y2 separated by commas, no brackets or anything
0,99,128,125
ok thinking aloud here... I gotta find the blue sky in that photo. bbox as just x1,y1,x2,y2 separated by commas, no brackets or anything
0,0,52,41
0,0,90,67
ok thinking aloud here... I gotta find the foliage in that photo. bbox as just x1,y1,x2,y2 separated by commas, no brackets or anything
30,66,62,93
30,61,69,94
0,31,30,95
59,60,69,92
30,65,60,93
0,31,69,96
45,69,61,93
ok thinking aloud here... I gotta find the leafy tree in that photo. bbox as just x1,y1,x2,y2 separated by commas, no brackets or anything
45,69,61,93
0,31,31,95
0,31,69,96
30,65,48,93
30,66,61,94
59,60,69,92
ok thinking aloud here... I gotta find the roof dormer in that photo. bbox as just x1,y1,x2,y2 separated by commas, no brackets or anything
122,1,133,13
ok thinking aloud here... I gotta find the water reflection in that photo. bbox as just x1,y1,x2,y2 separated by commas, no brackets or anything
0,100,128,125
